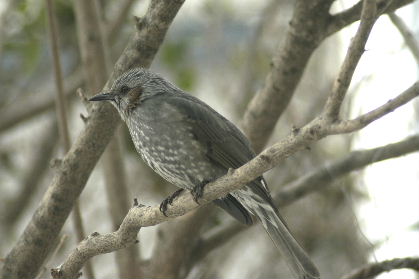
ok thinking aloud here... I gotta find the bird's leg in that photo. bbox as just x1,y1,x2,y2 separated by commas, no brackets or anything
191,179,210,204
159,189,184,216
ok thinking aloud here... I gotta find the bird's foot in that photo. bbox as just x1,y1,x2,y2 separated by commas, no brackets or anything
159,189,184,216
191,180,210,204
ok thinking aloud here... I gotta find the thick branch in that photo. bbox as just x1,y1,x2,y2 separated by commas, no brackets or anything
74,0,136,277
241,0,413,152
342,257,419,279
0,1,185,278
241,0,333,152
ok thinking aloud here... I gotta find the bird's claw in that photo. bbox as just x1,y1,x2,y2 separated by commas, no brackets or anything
159,189,184,216
191,180,209,204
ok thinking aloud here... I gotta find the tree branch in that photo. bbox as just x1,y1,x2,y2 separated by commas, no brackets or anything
241,0,413,152
326,0,413,36
342,257,419,279
327,82,419,134
190,134,419,263
0,1,185,278
241,0,334,152
52,78,419,277
323,0,377,120
2,120,58,226
45,0,93,276
275,134,419,205
0,0,137,133
388,12,419,64
107,0,137,43
74,0,138,277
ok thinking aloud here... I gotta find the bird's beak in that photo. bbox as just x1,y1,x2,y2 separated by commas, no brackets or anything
89,92,116,102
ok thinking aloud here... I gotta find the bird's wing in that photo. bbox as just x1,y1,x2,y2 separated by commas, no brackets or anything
165,93,255,169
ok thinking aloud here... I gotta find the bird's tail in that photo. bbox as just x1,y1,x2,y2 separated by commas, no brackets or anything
233,184,320,279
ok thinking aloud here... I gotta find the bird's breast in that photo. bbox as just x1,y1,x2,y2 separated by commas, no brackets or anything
126,115,221,189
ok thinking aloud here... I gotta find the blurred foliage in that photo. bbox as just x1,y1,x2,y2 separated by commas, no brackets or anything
160,41,197,91
0,0,77,107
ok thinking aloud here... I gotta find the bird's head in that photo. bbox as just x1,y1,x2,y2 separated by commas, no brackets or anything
89,68,178,118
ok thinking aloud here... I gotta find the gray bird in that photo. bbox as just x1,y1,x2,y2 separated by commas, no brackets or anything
90,68,320,279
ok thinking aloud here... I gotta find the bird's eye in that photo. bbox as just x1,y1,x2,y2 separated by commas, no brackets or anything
120,85,130,94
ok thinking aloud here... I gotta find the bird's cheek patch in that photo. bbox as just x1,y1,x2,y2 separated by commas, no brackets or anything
126,86,143,114
128,86,143,104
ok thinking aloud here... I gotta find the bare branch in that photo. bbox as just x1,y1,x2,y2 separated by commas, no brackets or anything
107,0,137,43
323,0,377,120
3,120,58,226
74,0,140,276
1,1,185,278
326,0,414,36
192,134,419,263
52,77,419,276
342,257,419,279
45,0,93,276
45,0,71,151
0,69,82,133
148,208,210,278
327,82,419,134
241,0,334,152
0,0,137,133
388,12,419,64
241,0,414,152
275,134,419,205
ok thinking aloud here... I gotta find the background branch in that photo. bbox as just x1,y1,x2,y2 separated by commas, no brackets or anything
191,134,419,263
2,120,58,226
323,0,377,120
74,0,139,277
45,0,93,277
241,0,333,152
0,0,136,133
342,257,419,279
388,12,419,64
1,1,185,278
328,82,419,134
326,0,413,36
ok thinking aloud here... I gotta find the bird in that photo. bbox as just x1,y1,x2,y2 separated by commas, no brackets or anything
89,68,320,279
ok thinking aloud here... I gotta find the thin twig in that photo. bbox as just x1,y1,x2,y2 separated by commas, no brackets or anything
74,0,140,276
275,134,419,205
45,0,71,151
327,82,419,134
323,0,377,120
342,257,419,279
0,0,137,133
45,0,94,277
388,12,419,64
107,0,138,43
3,120,58,226
326,0,413,36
